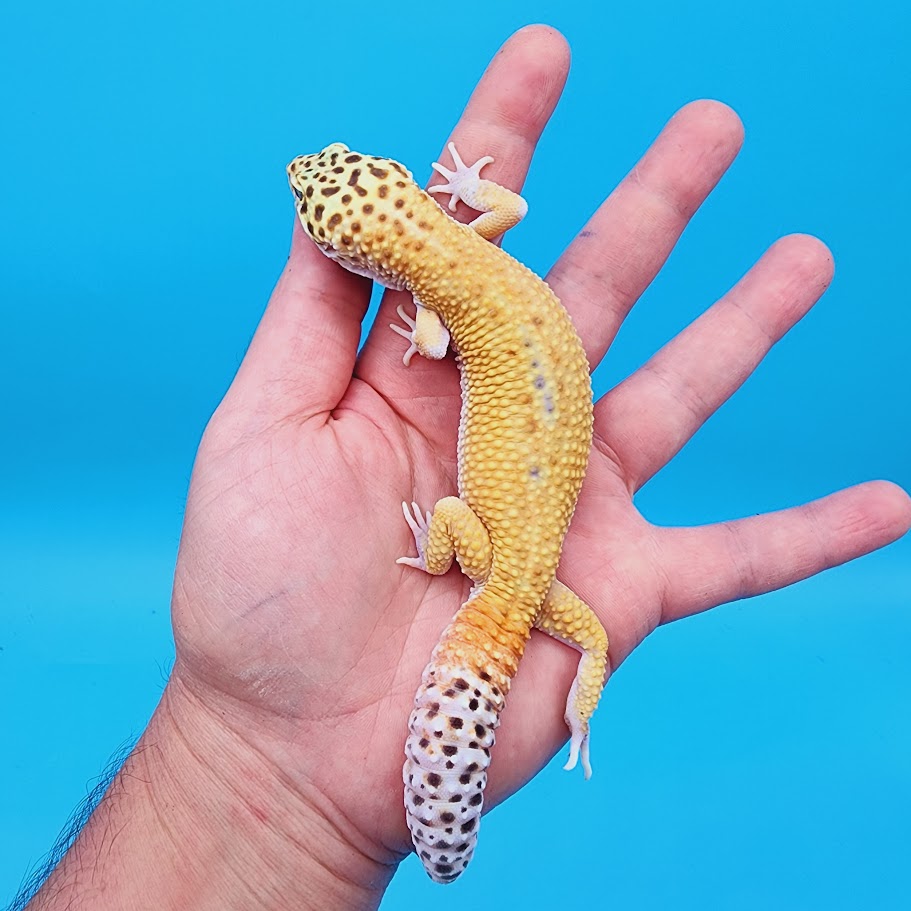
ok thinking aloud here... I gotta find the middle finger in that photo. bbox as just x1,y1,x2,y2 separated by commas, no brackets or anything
548,99,744,367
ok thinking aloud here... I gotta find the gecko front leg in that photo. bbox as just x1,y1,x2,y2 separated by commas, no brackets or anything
429,142,528,240
389,301,450,366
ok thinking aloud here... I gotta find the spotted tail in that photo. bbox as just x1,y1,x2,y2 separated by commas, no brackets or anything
403,591,527,883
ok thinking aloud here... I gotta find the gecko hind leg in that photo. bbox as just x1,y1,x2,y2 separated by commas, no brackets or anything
535,580,609,779
396,496,492,583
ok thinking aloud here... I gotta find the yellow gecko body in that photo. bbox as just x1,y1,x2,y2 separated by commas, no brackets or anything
287,143,608,883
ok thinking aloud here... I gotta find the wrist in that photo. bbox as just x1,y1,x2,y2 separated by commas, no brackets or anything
30,669,396,911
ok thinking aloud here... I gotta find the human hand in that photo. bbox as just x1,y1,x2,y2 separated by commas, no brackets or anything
34,24,908,911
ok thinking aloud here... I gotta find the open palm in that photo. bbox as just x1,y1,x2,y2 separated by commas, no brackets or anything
167,25,909,876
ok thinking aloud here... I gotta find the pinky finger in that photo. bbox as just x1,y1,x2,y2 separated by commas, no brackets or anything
657,481,911,623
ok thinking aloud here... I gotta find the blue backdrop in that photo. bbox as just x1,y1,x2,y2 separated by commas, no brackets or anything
2,2,908,908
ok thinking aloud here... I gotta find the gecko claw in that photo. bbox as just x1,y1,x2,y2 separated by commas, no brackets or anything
397,500,431,570
389,305,419,365
563,728,592,780
429,142,495,211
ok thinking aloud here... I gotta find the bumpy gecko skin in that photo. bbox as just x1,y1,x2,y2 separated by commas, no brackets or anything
287,142,609,883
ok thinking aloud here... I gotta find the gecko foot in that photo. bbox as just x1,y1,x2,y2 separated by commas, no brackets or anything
428,142,494,211
389,305,419,366
396,500,433,571
563,722,592,780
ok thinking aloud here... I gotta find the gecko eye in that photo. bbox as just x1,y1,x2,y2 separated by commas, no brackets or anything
293,187,303,200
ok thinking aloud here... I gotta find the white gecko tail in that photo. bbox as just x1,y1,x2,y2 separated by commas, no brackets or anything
403,661,506,883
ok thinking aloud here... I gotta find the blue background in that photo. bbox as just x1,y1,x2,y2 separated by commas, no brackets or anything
2,1,908,907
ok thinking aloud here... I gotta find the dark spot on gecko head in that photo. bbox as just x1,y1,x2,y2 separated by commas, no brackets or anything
427,772,442,788
445,760,455,769
346,168,361,186
412,794,425,806
442,745,458,757
460,818,477,833
378,184,389,198
468,698,479,711
344,154,362,163
418,738,429,749
459,772,472,784
454,678,469,691
474,723,486,738
321,186,340,197
479,671,491,682
449,716,463,729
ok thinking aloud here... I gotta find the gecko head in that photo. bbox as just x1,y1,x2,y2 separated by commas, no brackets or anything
287,143,418,289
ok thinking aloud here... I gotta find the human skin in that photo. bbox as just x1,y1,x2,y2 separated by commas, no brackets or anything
27,24,911,911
